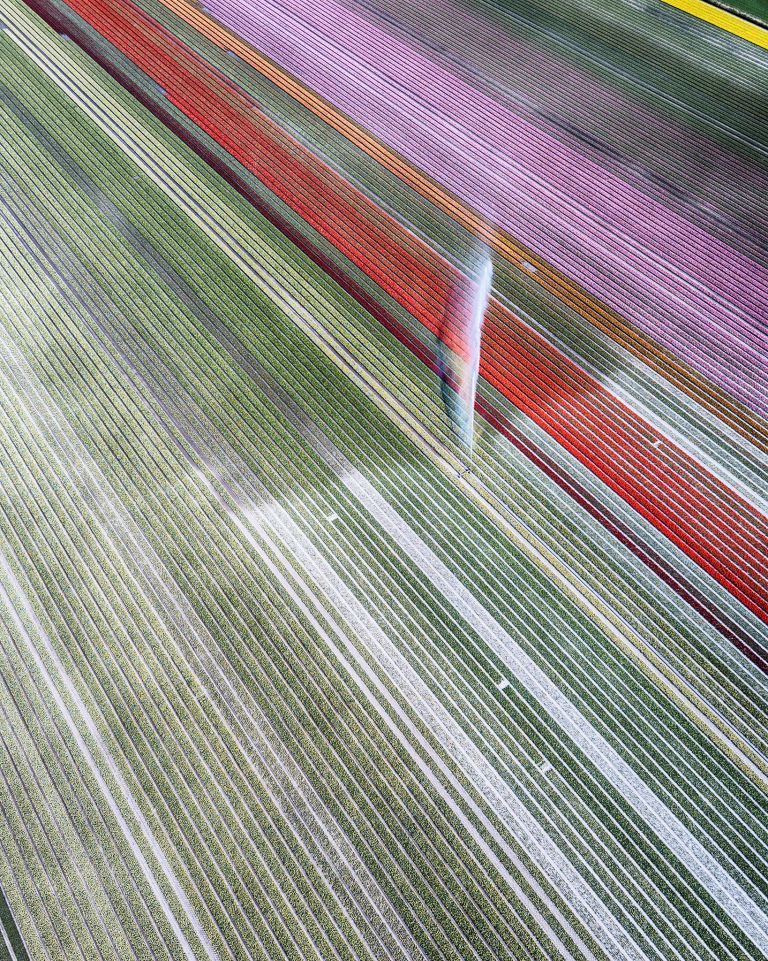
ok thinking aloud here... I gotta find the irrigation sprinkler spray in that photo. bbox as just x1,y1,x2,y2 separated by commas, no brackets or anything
437,253,493,460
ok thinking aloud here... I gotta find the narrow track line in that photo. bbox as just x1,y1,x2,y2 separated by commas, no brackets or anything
0,572,174,959
0,766,78,960
0,664,126,961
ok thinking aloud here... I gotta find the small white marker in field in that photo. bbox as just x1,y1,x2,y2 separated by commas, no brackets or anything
539,760,553,774
653,438,663,448
326,512,338,522
521,260,538,274
497,678,510,691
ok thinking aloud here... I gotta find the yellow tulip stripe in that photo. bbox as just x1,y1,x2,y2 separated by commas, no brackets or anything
662,0,768,48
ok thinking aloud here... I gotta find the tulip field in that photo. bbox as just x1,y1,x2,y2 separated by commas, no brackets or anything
0,0,766,959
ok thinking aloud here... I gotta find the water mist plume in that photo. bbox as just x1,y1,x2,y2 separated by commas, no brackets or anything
437,255,493,455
